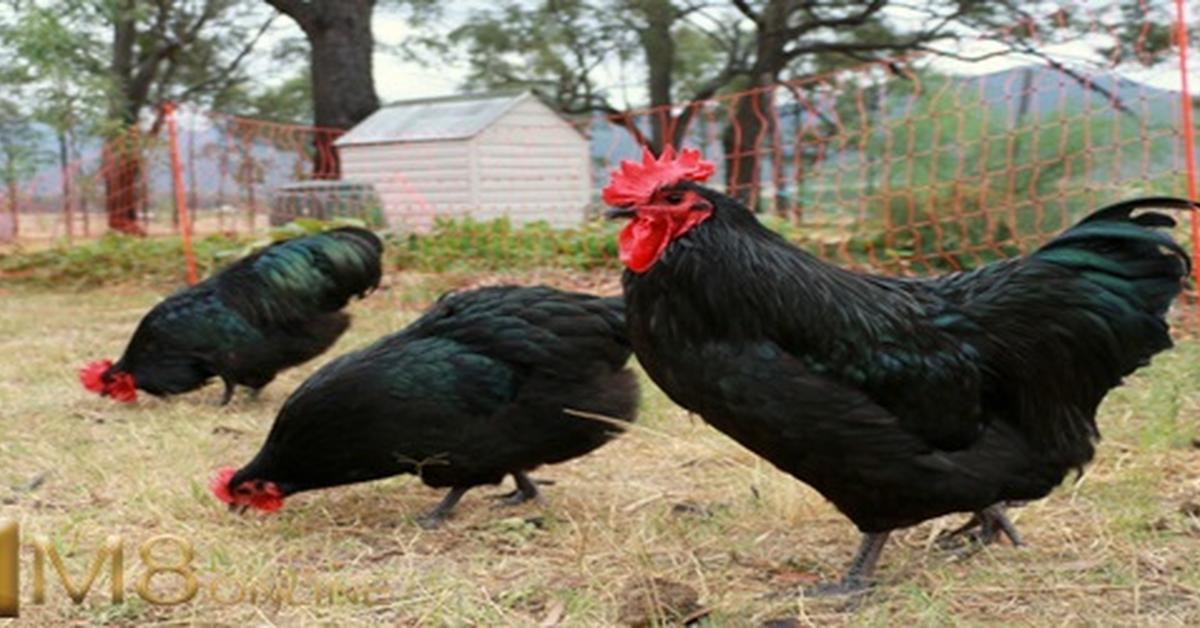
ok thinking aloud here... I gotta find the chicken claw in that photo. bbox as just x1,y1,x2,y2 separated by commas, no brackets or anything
416,487,468,529
489,472,553,506
936,503,1024,553
802,532,890,598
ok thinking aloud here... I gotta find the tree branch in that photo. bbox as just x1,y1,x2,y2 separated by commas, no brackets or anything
669,67,745,147
178,0,221,47
175,14,278,103
991,38,1134,116
789,0,887,37
674,1,715,19
729,0,758,23
264,0,316,32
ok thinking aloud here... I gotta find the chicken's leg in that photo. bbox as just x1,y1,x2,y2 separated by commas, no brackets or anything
936,503,1023,553
804,532,891,597
490,472,553,506
416,487,468,530
218,378,236,406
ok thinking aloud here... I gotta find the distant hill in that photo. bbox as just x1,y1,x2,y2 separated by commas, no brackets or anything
586,64,1188,189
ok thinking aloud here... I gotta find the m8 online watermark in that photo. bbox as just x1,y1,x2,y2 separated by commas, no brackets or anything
0,519,384,618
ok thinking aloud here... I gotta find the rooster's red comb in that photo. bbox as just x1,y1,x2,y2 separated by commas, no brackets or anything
210,466,238,504
79,360,112,393
601,146,715,207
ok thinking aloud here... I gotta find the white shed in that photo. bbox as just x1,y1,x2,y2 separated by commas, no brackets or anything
334,91,591,232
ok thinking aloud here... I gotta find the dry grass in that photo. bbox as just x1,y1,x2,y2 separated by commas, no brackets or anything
2,272,1200,626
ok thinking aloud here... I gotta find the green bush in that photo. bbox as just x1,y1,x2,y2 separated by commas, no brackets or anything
387,217,622,272
0,234,246,289
3,207,1065,293
0,217,623,289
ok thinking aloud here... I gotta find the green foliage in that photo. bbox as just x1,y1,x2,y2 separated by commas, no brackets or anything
1,0,290,135
671,23,729,99
0,234,246,289
448,0,634,111
219,69,313,124
0,101,50,186
387,217,622,272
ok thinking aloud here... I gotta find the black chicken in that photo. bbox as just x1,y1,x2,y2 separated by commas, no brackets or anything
80,227,382,404
604,147,1193,594
210,285,639,528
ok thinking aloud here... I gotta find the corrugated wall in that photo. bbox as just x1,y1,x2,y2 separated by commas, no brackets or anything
339,139,472,232
473,98,591,229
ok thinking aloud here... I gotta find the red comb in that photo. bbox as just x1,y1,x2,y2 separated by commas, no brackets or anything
601,146,715,207
79,360,112,393
210,466,238,504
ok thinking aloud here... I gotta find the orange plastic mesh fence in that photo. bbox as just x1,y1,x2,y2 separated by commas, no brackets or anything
595,62,1193,276
0,110,344,243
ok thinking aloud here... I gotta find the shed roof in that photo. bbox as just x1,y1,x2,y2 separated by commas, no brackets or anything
334,91,572,147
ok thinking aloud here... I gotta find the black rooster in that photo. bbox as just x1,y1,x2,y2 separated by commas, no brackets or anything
80,227,382,404
604,147,1193,594
210,285,639,528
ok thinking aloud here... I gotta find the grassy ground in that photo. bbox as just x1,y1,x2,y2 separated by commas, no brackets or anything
2,271,1200,626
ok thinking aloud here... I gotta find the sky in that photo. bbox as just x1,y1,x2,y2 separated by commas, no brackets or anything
370,11,467,102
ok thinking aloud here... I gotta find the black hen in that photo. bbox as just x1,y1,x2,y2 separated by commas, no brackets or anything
210,285,639,528
605,147,1193,593
80,227,382,404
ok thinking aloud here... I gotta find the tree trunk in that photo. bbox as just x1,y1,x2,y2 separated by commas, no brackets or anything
103,132,144,235
187,122,198,226
302,0,380,178
104,2,146,235
217,136,228,232
58,130,72,242
5,179,17,239
245,166,257,232
638,0,675,152
723,1,790,210
723,79,775,210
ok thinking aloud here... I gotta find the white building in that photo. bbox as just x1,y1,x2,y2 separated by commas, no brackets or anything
334,91,592,232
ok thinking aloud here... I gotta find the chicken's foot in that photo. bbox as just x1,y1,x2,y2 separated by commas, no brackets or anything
490,472,552,506
219,378,236,406
803,532,890,597
416,486,468,529
936,503,1023,553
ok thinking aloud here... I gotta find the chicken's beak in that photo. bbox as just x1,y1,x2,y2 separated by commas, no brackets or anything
606,207,635,220
229,503,249,515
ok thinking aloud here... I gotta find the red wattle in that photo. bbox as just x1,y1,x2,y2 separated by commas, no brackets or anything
251,488,285,513
106,372,137,403
618,208,713,273
619,215,673,273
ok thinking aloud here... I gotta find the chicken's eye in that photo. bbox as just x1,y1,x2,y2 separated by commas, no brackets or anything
235,486,251,496
664,191,684,204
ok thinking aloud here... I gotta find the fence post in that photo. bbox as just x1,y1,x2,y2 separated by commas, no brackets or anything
164,102,198,285
1177,0,1199,303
